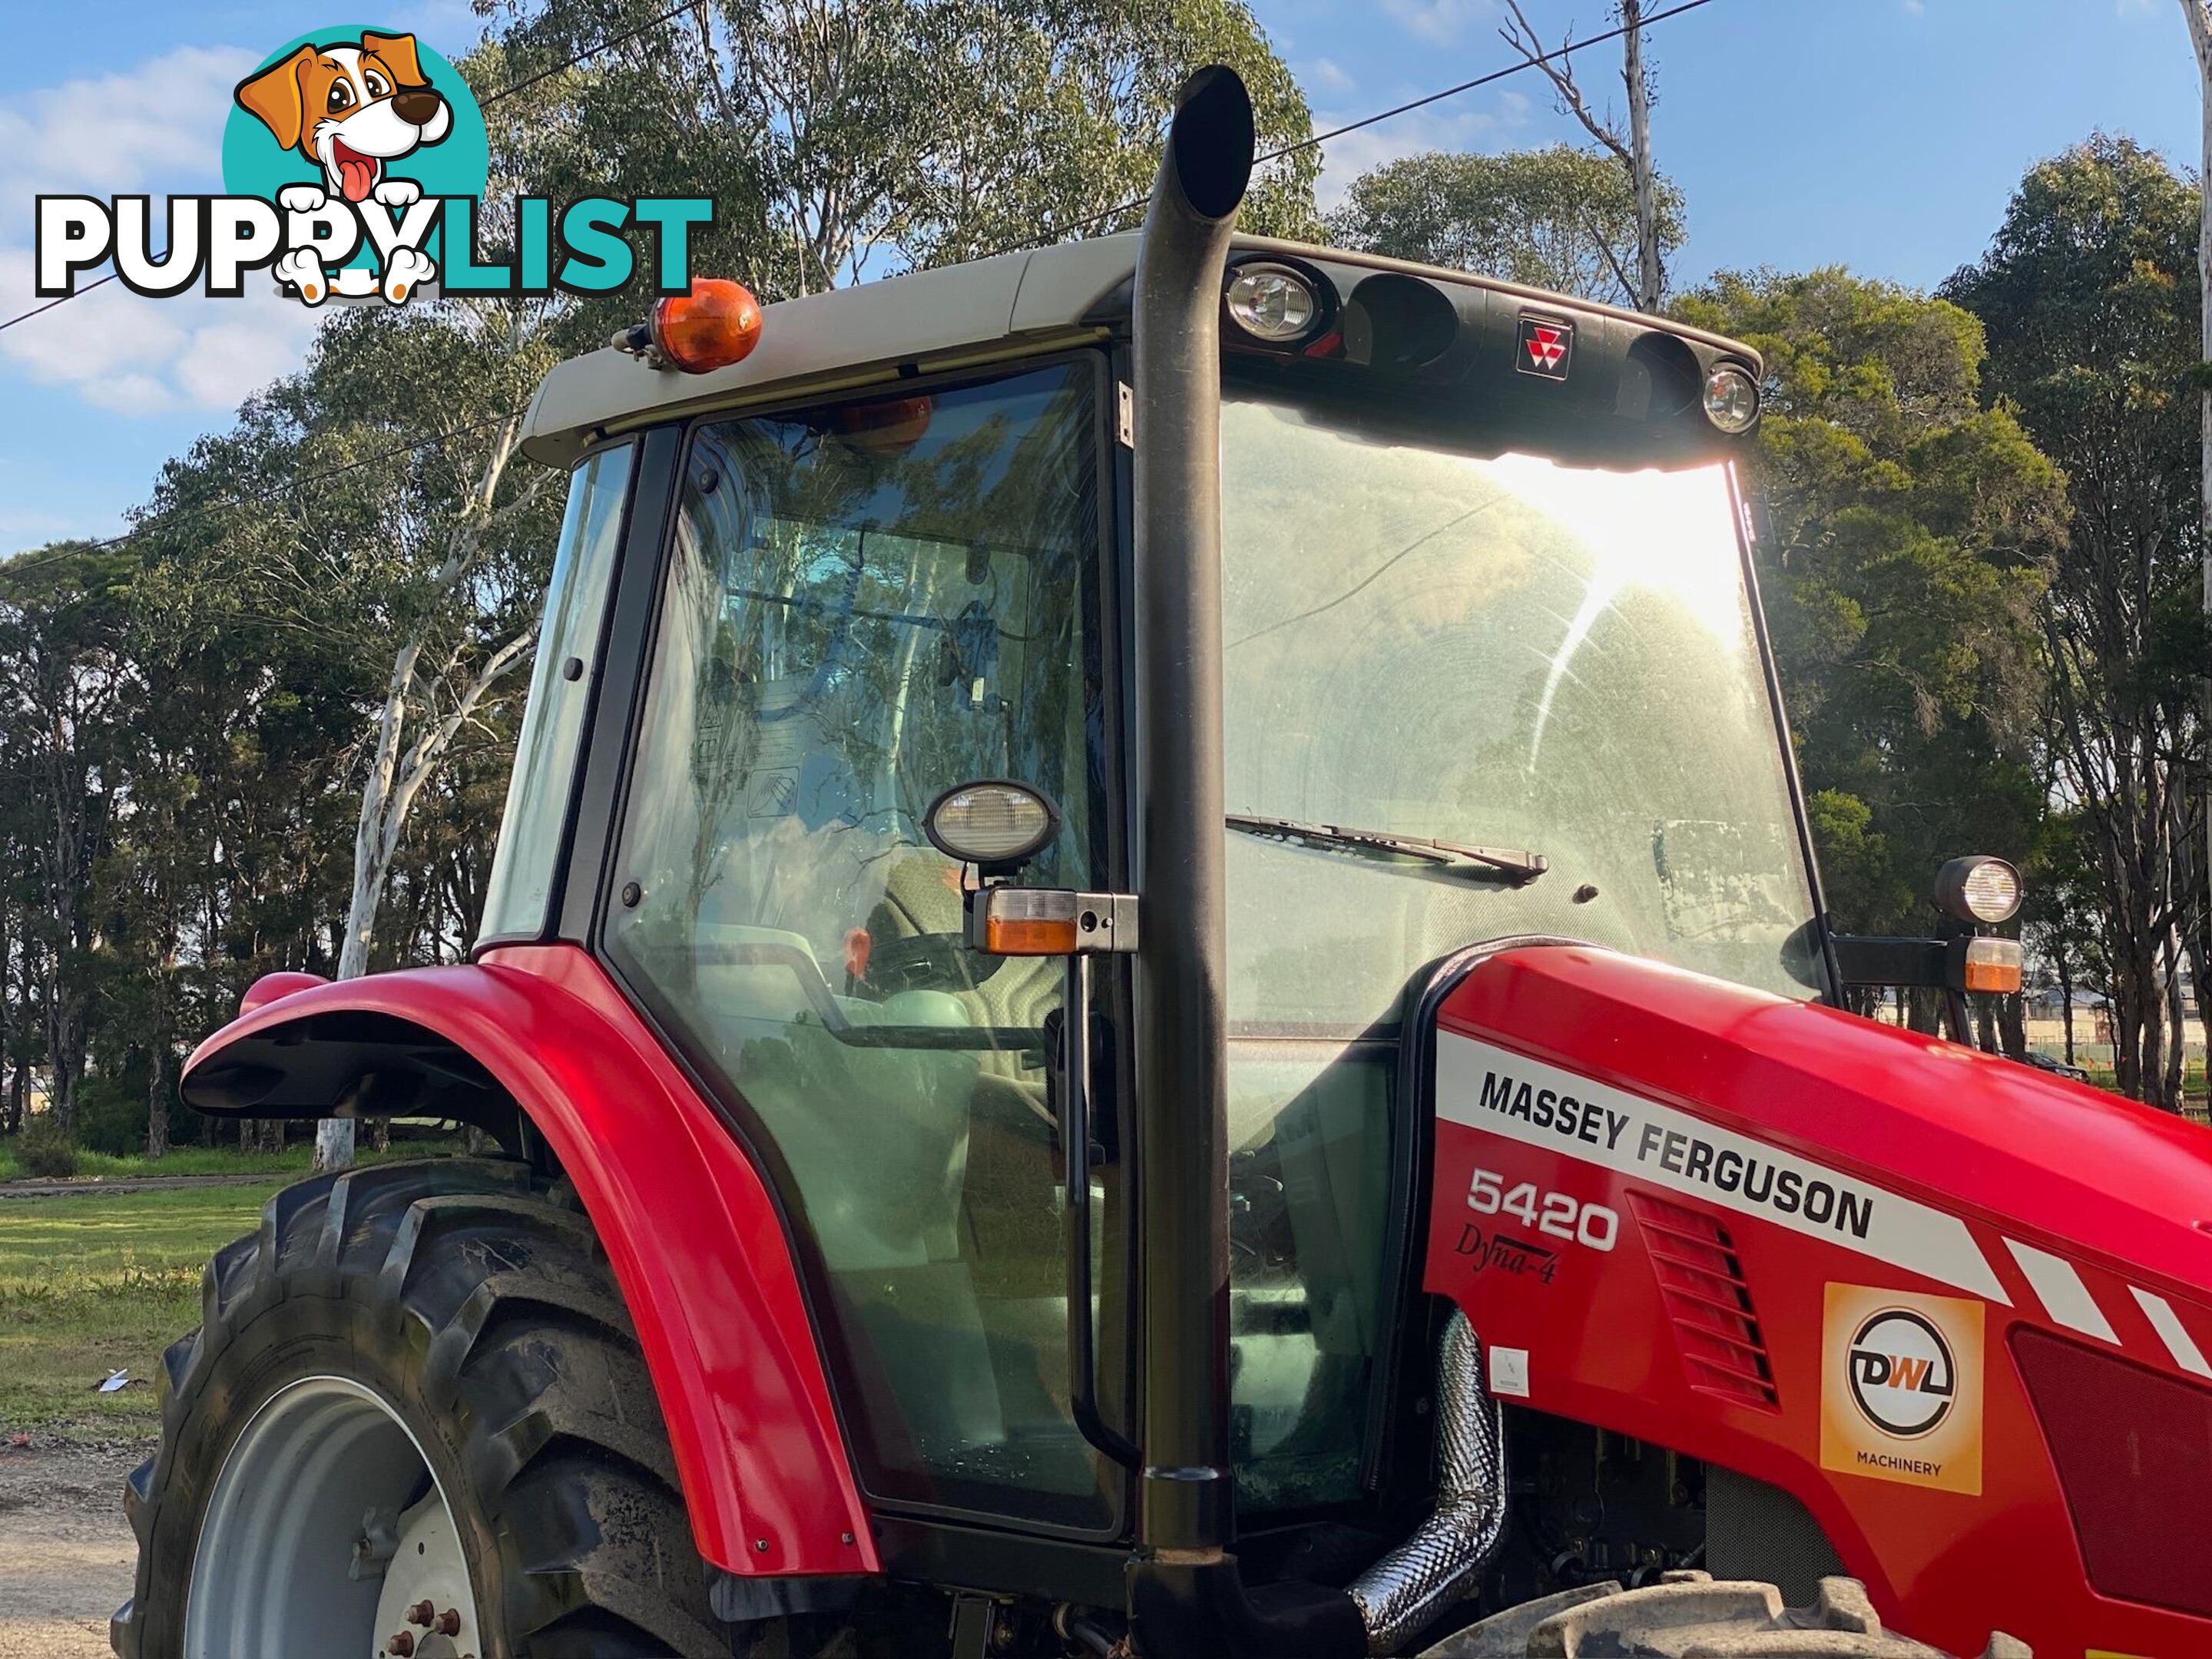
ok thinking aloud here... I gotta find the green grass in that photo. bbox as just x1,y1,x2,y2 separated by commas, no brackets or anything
0,1134,470,1184
0,1182,285,1434
0,1144,310,1183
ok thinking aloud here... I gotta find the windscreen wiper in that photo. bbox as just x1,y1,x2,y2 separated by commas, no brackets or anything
1225,813,1548,886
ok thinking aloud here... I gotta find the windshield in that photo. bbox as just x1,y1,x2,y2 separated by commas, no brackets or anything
1220,392,1823,1032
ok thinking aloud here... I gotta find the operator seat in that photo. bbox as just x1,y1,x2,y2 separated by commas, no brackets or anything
864,853,1064,1300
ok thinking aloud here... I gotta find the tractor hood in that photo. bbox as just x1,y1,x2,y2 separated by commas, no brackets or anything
1432,944,2212,1303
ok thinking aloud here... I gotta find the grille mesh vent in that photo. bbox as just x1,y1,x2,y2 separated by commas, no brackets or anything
1630,1193,1780,1410
2014,1327,2212,1618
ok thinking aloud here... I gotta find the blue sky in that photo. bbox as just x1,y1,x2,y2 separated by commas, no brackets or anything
0,0,2200,555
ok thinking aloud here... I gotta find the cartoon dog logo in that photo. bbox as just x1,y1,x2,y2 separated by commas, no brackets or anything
233,31,451,303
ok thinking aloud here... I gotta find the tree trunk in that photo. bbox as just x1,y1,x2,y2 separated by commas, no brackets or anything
146,1043,170,1161
1906,985,1942,1035
1998,994,2028,1061
1972,995,1998,1054
2167,930,2190,1108
316,649,415,1177
2186,0,2212,1109
1621,0,1662,310
2187,922,2210,1097
2058,949,2077,1067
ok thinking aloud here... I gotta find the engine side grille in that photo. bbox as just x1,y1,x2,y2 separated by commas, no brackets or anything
2014,1326,2212,1618
1630,1192,1780,1410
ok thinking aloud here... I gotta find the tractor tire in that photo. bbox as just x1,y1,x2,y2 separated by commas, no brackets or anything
1426,1575,2031,1658
110,1157,740,1659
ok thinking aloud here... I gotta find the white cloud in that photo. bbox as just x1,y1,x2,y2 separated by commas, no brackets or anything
1378,0,1495,46
0,45,256,209
1313,104,1506,211
0,44,322,420
1304,57,1357,95
1902,0,1925,14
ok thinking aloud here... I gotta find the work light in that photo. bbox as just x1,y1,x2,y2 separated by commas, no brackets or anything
924,780,1061,869
1932,856,2023,926
1702,363,1760,434
1226,263,1320,342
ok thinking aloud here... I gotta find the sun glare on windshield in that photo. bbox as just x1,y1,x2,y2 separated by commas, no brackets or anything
1490,455,1750,767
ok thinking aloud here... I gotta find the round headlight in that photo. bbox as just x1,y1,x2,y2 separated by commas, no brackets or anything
1932,856,2023,926
1703,363,1760,434
1226,263,1320,343
924,780,1061,868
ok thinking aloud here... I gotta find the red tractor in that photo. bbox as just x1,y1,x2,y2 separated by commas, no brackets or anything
111,69,2201,1659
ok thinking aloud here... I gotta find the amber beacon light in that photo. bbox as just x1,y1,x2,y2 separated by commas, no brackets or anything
612,277,763,374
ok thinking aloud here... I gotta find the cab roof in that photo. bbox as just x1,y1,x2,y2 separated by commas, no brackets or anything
521,232,1763,469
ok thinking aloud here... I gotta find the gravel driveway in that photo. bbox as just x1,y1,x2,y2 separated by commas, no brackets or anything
0,1440,142,1659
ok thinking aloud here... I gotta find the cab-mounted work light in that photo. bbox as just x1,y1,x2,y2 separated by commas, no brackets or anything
1225,263,1320,343
923,780,1061,872
1702,363,1761,434
1932,856,2023,926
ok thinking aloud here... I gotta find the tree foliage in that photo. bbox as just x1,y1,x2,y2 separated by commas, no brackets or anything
1328,144,1684,305
1942,134,2210,1105
1677,269,2064,950
0,0,1319,1158
482,0,1319,302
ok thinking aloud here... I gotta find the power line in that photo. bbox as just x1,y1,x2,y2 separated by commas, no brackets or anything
990,0,1719,255
2,409,524,578
0,275,116,336
475,0,701,108
3,0,1720,565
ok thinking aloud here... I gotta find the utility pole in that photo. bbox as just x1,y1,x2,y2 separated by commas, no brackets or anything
1621,0,1662,310
2186,0,2212,1098
1502,0,1666,310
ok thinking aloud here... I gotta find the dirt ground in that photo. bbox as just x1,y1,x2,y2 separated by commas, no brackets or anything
0,1438,144,1659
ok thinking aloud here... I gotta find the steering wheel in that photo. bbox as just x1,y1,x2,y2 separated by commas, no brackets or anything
863,932,1011,998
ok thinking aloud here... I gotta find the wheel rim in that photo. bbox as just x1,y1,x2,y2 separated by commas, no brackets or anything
184,1376,485,1659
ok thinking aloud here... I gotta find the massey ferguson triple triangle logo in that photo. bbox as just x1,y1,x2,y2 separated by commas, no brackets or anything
1518,315,1573,380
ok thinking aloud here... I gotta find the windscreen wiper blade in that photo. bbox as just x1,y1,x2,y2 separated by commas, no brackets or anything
1225,813,1548,885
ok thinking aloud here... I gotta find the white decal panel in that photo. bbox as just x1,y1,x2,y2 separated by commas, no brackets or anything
1435,1031,2009,1304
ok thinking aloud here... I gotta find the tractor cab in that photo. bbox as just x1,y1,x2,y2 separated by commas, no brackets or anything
489,101,1804,1559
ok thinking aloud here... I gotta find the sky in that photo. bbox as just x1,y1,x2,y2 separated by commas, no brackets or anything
0,0,2201,555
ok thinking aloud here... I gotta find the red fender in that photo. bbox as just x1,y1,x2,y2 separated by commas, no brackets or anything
183,943,876,1578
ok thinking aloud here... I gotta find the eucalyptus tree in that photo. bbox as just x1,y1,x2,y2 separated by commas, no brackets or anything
1327,144,1684,305
0,542,138,1133
1498,0,1666,309
1944,137,2210,1106
481,0,1320,296
1677,269,2065,1030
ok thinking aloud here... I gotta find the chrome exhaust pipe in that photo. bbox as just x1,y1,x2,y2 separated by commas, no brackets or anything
1348,1313,1510,1653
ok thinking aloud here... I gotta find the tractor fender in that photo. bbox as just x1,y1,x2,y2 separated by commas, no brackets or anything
179,942,876,1580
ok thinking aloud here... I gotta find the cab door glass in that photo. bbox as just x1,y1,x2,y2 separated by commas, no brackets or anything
481,442,634,941
604,364,1117,1528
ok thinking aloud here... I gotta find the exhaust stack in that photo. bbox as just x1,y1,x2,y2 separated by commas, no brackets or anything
1129,61,1254,1561
1123,67,1506,1657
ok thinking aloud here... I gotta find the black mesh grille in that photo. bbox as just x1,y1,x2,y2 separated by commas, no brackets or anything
2014,1326,2212,1617
1704,1463,1846,1604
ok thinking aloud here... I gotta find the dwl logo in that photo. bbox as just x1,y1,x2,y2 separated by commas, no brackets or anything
1846,1308,1956,1439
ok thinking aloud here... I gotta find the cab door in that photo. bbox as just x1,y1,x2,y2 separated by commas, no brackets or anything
594,357,1132,1535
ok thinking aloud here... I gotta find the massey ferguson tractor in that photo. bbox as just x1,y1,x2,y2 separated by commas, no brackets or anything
109,68,2212,1659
